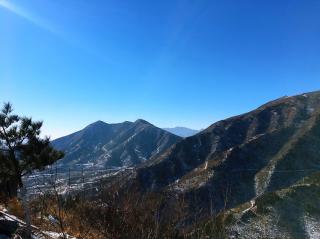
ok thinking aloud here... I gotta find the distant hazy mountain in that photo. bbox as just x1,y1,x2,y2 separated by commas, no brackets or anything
163,127,199,137
52,119,181,169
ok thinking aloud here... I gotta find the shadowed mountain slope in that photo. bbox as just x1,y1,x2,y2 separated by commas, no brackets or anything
131,91,320,224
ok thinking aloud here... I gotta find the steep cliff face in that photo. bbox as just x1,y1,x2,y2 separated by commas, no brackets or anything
134,91,320,219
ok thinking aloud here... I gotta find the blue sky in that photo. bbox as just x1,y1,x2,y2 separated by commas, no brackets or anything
1,0,320,139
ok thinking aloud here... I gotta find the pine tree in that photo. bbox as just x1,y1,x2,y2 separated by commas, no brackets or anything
0,102,64,197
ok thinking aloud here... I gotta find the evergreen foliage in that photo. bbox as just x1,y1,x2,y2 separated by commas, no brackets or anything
0,102,64,197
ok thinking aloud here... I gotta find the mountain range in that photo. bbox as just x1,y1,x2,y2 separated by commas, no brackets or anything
50,90,320,238
52,119,181,169
120,90,320,237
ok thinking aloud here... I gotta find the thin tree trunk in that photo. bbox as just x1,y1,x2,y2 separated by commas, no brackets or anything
9,150,23,188
9,151,32,237
21,185,32,238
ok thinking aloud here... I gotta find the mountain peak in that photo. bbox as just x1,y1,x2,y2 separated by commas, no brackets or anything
86,120,108,128
52,119,181,168
134,119,151,125
93,120,107,124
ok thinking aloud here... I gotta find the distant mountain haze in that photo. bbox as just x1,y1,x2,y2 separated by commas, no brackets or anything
163,127,200,137
52,119,181,169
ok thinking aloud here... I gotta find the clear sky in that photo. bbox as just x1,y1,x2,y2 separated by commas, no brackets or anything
1,0,320,139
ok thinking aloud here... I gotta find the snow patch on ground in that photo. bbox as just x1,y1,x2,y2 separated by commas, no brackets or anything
246,133,265,144
41,231,77,239
135,147,147,161
254,164,275,196
304,216,320,239
1,208,77,239
227,213,289,239
126,132,138,143
152,146,160,155
204,161,208,170
222,147,234,162
242,200,255,214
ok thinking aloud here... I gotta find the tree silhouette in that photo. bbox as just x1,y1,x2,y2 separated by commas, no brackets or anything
0,102,64,197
